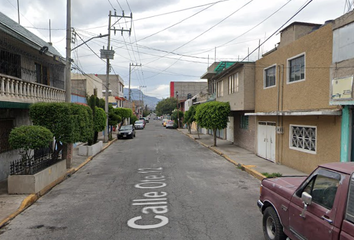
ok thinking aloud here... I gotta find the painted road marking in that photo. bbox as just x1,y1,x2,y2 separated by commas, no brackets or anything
127,167,169,230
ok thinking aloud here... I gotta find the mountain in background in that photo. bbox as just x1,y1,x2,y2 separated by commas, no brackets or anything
123,88,161,110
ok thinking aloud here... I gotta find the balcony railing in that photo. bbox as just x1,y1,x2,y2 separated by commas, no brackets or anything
0,74,65,103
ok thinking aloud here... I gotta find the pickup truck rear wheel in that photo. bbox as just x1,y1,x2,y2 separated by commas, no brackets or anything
262,207,287,240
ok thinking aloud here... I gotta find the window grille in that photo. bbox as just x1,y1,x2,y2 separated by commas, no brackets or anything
290,125,316,153
240,115,249,129
0,50,21,78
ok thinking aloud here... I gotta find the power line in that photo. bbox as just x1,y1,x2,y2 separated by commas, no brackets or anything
133,0,230,22
136,1,219,43
241,0,313,62
143,0,254,67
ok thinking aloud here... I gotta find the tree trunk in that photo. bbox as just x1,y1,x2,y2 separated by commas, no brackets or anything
197,124,200,139
213,128,217,146
188,124,191,134
63,143,73,169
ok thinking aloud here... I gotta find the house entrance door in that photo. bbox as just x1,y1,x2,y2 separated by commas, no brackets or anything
257,122,276,162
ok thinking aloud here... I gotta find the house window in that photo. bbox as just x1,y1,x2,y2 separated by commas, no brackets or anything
35,63,49,85
0,50,21,78
228,73,239,94
240,115,249,129
288,54,305,83
264,65,276,88
290,125,316,153
217,81,223,97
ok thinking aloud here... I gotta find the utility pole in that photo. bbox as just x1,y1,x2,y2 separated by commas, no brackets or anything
101,10,132,143
129,63,141,101
176,91,179,128
64,0,72,169
17,0,20,24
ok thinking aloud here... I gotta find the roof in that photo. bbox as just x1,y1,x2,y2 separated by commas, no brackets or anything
212,61,255,80
320,162,354,175
280,21,322,33
214,61,237,74
0,12,62,57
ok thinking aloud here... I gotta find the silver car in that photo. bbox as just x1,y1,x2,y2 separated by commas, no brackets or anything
134,120,145,129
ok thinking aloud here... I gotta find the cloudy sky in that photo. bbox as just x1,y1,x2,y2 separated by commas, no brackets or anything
2,0,353,98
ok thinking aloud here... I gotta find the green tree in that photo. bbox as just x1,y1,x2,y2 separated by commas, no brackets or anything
87,94,107,145
108,105,122,134
156,98,178,116
30,102,94,158
9,125,53,162
130,115,138,125
115,108,133,125
195,101,230,146
184,105,197,134
171,110,184,128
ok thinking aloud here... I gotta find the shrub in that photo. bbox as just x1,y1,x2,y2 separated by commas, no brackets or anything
9,125,53,160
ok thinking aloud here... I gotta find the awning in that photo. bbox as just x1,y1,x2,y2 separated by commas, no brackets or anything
245,109,342,116
115,97,126,101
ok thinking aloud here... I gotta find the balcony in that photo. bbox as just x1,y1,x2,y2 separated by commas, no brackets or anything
0,74,65,105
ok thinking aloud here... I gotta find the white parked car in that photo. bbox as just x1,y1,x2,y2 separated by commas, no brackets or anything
134,120,145,129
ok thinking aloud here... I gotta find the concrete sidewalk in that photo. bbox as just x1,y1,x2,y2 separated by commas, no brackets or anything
0,138,116,228
177,128,307,180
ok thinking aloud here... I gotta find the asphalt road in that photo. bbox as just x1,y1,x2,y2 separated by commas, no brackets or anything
0,119,264,240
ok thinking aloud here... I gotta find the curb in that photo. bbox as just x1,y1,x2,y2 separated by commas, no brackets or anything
0,139,117,229
180,130,266,181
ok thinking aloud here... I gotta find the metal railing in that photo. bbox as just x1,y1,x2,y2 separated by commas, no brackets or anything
10,149,62,175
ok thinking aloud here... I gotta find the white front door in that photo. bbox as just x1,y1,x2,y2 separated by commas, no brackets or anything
257,122,276,162
227,117,234,142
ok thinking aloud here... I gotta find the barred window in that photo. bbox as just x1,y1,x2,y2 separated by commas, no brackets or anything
240,115,249,129
0,50,21,78
290,125,316,153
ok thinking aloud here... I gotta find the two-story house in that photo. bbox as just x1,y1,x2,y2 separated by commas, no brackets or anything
96,74,125,108
0,12,65,181
248,21,342,174
330,10,354,162
71,73,103,104
201,61,256,151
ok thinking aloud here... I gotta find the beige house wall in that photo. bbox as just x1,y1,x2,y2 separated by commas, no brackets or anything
255,24,340,113
71,73,103,98
278,23,321,48
254,23,343,173
256,115,341,174
216,63,255,111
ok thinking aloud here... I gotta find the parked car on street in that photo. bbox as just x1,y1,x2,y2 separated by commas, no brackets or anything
134,120,145,130
162,119,168,127
117,125,135,139
166,120,175,129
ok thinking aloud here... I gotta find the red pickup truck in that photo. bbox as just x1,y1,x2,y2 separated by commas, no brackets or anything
258,162,354,240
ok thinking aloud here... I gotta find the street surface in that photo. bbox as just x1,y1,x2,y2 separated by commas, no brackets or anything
0,119,263,240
